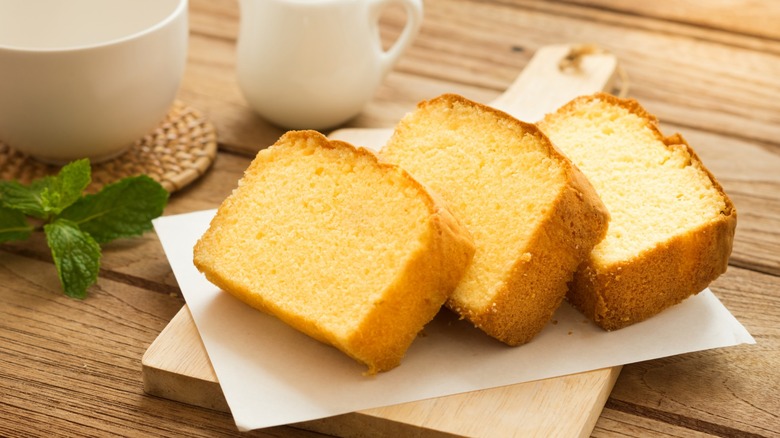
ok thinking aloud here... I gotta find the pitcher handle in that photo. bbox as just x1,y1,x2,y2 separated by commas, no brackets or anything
370,0,423,78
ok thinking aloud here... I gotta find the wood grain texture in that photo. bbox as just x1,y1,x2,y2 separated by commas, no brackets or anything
143,307,621,438
183,0,780,285
0,251,326,438
563,0,780,40
141,42,623,437
183,0,780,153
2,0,779,436
595,266,780,437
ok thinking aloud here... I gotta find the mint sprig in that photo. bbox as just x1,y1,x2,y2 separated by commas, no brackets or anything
59,175,168,244
1,159,91,219
0,159,169,299
44,219,101,299
0,206,33,241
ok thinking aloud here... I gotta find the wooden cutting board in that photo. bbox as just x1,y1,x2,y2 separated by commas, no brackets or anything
143,44,622,437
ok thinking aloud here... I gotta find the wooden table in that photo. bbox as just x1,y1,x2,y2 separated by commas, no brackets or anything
2,1,778,436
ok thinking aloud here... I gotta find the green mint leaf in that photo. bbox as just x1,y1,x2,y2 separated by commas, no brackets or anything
0,206,33,242
44,218,101,299
0,159,90,218
59,175,168,244
40,158,92,215
0,179,50,218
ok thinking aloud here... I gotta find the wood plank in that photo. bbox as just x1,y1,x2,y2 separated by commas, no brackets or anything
4,244,770,437
331,43,618,142
1,1,776,437
184,0,780,156
142,305,228,412
5,132,771,436
593,408,715,438
0,150,768,436
143,306,622,438
565,0,780,40
183,0,780,277
598,265,780,437
399,1,780,143
0,251,325,437
143,43,622,437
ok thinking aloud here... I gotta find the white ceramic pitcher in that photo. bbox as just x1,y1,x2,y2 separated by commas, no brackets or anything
236,0,423,130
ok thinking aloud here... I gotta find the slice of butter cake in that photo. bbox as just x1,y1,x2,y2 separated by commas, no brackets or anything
382,94,609,345
194,130,475,373
538,93,736,330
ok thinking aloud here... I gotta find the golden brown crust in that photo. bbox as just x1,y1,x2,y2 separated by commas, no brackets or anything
570,211,735,330
461,171,609,344
344,205,476,372
194,130,475,374
540,93,737,330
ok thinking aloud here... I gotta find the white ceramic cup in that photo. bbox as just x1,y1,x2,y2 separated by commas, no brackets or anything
0,0,188,163
236,0,423,130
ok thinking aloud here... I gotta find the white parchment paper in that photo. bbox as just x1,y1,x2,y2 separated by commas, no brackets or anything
154,209,755,431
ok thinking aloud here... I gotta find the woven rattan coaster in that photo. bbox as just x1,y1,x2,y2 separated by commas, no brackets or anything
0,101,217,193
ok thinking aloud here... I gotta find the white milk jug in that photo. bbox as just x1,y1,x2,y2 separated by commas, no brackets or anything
236,0,423,130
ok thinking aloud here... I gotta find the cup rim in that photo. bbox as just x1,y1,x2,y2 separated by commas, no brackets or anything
0,0,187,53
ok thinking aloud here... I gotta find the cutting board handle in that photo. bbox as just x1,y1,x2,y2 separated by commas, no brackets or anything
490,43,618,122
330,43,618,150
143,43,624,437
